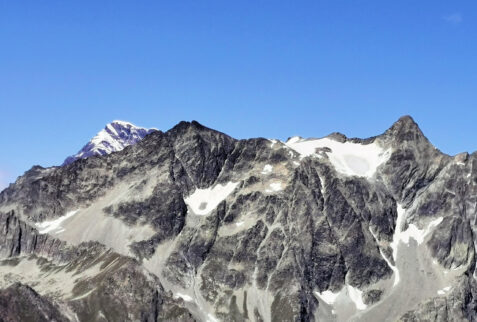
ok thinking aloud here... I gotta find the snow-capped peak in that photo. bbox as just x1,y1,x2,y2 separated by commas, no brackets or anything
62,120,157,165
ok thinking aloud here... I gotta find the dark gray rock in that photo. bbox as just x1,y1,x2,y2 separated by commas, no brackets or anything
0,282,69,322
362,289,383,305
0,211,195,322
1,116,477,321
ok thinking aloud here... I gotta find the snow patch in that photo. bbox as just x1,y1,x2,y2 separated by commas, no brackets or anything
285,137,391,178
35,210,79,234
315,285,367,311
269,182,282,191
175,293,193,302
390,205,406,261
437,286,451,295
261,164,273,175
185,182,239,215
396,214,443,246
346,285,367,310
266,182,283,193
315,290,340,305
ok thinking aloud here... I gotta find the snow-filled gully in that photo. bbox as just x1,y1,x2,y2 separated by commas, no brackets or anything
389,205,443,286
315,204,446,321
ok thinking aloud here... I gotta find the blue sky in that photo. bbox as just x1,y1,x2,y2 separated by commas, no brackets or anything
1,1,477,189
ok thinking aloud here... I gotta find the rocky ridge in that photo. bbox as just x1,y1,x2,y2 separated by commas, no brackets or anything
0,116,476,321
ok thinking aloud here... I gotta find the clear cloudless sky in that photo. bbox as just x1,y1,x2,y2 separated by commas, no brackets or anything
1,1,477,188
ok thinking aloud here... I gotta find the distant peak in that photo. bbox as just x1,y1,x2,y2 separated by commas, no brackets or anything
62,121,157,166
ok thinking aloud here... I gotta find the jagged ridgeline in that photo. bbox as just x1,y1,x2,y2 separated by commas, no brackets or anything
0,116,476,322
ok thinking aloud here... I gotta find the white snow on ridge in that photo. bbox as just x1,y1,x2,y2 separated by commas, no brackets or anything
63,120,156,165
285,137,391,178
287,136,302,144
89,121,151,155
91,128,123,153
185,182,239,215
35,210,79,234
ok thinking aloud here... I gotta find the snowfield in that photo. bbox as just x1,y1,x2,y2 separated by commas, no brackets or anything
185,182,239,215
286,137,391,178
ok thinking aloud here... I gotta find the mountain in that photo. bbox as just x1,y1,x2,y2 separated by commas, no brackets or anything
0,116,476,321
62,120,157,165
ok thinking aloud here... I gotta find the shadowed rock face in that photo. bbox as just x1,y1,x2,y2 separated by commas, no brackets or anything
0,283,69,322
0,115,476,321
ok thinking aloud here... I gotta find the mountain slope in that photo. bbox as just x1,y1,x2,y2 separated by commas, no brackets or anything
62,120,157,165
0,283,69,322
0,211,195,321
0,116,476,321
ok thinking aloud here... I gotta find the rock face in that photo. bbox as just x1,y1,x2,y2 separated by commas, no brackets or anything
0,282,69,322
62,120,157,165
0,115,476,321
0,211,195,322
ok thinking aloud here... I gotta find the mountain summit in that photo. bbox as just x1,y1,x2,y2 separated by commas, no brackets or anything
62,120,157,165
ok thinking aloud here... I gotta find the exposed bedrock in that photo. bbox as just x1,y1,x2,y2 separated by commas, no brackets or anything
0,116,476,321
